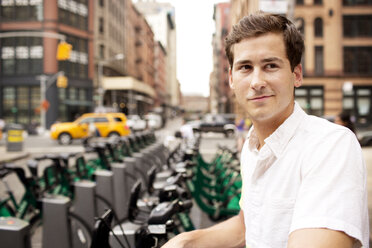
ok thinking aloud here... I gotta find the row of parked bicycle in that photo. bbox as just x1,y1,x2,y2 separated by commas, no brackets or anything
0,130,241,248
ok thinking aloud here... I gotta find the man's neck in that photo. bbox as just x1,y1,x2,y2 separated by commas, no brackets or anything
253,121,279,150
252,103,296,150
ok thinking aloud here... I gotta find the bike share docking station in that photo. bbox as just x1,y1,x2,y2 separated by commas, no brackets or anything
43,195,71,248
109,156,144,248
0,217,31,248
73,157,137,229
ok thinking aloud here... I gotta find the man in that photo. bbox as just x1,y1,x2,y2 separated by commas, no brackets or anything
162,12,368,248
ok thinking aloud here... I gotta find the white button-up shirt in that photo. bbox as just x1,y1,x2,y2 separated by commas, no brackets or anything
240,102,369,248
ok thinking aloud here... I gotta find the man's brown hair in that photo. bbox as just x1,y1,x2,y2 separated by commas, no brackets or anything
225,12,304,72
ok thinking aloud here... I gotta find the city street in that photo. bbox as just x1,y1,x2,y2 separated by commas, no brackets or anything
0,119,371,243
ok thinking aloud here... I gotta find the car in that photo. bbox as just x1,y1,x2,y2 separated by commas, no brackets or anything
50,112,131,145
194,114,236,137
358,130,372,146
145,113,162,130
186,120,202,131
126,115,147,131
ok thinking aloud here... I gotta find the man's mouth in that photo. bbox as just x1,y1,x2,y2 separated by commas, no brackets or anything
247,95,273,101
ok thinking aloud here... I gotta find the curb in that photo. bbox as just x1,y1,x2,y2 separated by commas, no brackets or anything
0,152,30,164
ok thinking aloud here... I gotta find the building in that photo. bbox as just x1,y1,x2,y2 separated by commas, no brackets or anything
154,41,167,107
229,0,372,127
94,0,126,108
0,0,94,129
134,0,179,117
295,0,372,126
211,2,233,114
181,94,209,114
95,0,156,116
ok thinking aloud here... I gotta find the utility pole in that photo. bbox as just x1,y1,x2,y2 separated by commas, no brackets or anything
36,72,65,133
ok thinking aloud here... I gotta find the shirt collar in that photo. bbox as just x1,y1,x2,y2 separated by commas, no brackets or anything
247,102,307,157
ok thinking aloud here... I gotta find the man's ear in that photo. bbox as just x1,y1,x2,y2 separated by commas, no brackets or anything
293,64,303,88
229,67,234,89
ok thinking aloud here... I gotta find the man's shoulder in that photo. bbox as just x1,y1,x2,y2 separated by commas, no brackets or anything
297,115,359,149
302,114,347,134
298,114,356,144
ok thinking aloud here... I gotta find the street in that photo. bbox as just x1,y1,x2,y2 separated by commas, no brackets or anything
0,119,371,244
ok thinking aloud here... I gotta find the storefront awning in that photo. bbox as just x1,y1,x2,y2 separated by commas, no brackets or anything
102,76,156,98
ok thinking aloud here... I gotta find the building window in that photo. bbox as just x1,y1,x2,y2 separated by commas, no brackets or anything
0,0,43,21
296,17,305,35
343,0,372,6
314,0,322,4
99,17,104,34
296,0,304,5
99,0,104,7
314,18,323,37
3,87,16,124
58,34,88,79
344,47,372,75
315,46,324,75
30,86,40,124
58,88,68,122
295,86,324,116
0,36,43,76
58,0,88,30
343,86,372,125
343,15,372,37
99,44,105,59
2,86,41,126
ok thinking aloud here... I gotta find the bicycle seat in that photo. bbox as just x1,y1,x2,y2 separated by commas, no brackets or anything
4,164,28,188
59,152,78,161
45,153,59,160
147,201,178,225
0,168,11,179
34,155,47,161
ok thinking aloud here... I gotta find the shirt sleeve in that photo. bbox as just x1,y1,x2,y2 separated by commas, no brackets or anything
290,129,368,247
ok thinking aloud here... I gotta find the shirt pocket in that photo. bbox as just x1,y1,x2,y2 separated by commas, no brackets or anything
260,197,295,248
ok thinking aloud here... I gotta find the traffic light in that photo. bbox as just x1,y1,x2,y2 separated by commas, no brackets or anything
57,41,72,61
57,75,68,88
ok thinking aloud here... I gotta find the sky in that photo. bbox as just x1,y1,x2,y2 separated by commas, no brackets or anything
157,0,226,97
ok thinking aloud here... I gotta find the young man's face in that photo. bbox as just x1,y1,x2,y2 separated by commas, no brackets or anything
229,32,303,126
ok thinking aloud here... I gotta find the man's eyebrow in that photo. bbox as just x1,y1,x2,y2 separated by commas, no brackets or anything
233,59,252,66
261,57,284,63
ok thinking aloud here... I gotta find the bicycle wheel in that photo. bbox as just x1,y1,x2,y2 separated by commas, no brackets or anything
69,212,93,248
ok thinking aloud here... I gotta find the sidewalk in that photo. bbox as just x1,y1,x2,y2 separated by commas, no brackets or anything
0,145,30,164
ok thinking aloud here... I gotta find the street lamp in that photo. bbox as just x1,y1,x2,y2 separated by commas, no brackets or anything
97,53,125,109
36,71,65,133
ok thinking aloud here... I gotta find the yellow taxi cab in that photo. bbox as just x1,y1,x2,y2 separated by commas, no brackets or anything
50,113,131,145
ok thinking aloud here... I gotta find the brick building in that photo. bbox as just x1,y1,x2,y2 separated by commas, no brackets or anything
0,0,94,128
154,41,167,107
211,2,233,114
228,0,372,127
97,0,156,116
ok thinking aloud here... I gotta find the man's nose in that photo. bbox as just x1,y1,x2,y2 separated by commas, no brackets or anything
250,69,266,90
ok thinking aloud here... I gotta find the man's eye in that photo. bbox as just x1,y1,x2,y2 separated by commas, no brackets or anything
239,65,251,71
265,63,278,69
